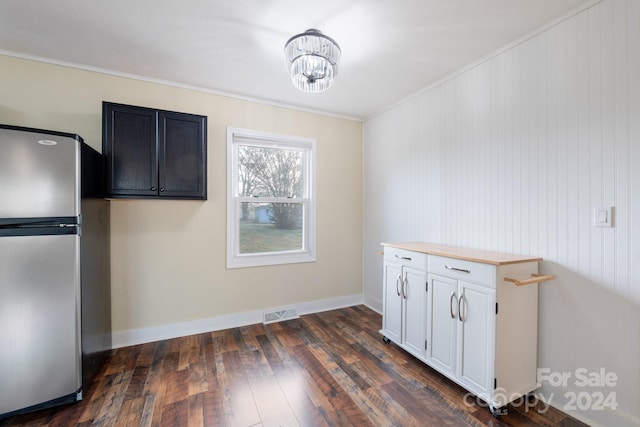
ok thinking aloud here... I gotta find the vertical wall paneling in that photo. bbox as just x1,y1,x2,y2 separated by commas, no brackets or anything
576,10,592,280
363,1,639,425
626,0,640,304
565,14,581,273
613,0,629,299
544,25,557,263
627,2,640,419
589,3,604,287
600,1,616,293
502,48,515,255
555,19,569,268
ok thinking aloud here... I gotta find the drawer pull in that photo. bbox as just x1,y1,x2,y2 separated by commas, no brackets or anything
395,254,412,261
445,265,470,274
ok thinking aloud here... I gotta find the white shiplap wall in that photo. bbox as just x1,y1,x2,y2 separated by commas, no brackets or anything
363,1,639,425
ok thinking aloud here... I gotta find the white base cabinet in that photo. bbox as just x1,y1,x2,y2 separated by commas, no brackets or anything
381,246,428,360
381,243,543,415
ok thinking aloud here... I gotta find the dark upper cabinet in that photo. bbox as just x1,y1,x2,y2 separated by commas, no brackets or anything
103,102,207,200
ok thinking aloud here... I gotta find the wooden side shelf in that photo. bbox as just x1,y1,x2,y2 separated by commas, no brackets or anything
504,273,555,286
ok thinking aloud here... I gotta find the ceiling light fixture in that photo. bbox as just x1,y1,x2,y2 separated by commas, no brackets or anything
284,29,341,93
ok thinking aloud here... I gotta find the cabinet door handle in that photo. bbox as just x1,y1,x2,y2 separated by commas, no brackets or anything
396,274,402,297
151,186,156,191
458,294,466,322
450,292,457,319
160,187,165,192
402,273,408,299
445,265,470,274
395,254,412,261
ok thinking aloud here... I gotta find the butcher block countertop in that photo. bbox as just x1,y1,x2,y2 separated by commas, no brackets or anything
381,242,542,266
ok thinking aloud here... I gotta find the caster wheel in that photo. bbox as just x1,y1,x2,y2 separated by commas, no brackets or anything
382,336,391,344
489,405,505,419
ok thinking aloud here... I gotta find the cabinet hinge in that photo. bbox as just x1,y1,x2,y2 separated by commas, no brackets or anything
426,282,428,292
425,340,428,350
494,378,497,389
495,302,499,315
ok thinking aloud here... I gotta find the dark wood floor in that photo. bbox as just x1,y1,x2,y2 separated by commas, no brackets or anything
2,305,587,427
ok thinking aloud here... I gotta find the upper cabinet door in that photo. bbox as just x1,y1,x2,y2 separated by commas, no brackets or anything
103,102,207,200
103,103,158,197
158,111,207,199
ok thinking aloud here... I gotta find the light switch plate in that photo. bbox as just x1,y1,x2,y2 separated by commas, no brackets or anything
593,206,613,227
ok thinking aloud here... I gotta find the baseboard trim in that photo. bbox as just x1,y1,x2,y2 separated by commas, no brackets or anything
545,396,639,427
111,293,365,349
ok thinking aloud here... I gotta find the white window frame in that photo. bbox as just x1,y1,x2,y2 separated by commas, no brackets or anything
227,127,316,268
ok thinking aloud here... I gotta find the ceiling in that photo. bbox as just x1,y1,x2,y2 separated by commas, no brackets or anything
0,0,594,120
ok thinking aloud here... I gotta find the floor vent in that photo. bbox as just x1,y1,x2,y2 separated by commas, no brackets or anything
263,308,299,324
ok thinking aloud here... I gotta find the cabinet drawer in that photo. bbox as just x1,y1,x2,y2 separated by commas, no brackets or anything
429,255,495,287
383,246,428,270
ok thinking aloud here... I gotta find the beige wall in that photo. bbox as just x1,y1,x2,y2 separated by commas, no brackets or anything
0,54,363,336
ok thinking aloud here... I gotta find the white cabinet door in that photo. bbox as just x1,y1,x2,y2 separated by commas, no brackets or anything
382,261,403,344
402,266,427,359
427,273,457,375
457,280,495,398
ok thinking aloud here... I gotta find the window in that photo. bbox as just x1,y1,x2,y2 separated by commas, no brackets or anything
227,128,316,268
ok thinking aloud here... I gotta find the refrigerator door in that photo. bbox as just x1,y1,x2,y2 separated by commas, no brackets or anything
0,234,81,415
0,127,80,220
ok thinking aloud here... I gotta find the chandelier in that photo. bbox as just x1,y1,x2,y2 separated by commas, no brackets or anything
284,29,341,93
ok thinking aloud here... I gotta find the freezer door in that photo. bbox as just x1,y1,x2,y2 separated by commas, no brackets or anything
0,127,80,219
0,234,81,415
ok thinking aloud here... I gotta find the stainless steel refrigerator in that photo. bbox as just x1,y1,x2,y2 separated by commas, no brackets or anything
0,124,111,418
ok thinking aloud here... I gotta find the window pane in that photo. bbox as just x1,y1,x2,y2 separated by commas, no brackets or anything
237,145,305,197
228,127,315,268
239,202,303,254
